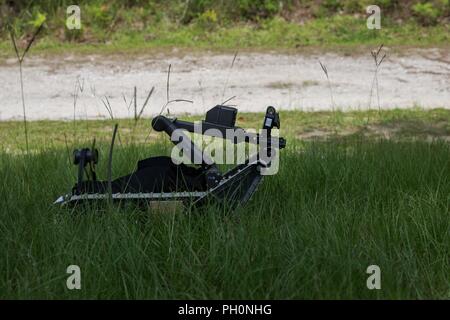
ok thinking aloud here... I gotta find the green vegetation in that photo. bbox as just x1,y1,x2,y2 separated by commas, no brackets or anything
412,1,447,25
1,108,449,152
0,1,449,58
1,108,449,298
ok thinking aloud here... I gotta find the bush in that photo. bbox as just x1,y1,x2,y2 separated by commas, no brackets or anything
322,0,344,12
195,9,218,31
85,3,115,29
343,0,364,14
412,2,441,25
235,0,282,20
439,0,450,15
179,0,284,23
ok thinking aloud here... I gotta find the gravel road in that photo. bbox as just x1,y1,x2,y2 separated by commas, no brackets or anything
0,48,449,120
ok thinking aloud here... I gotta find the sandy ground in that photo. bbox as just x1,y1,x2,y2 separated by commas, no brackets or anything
0,48,449,120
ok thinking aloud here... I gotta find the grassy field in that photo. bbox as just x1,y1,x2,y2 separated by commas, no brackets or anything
0,108,449,299
1,108,449,151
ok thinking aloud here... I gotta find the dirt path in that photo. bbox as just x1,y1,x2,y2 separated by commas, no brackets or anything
0,48,449,120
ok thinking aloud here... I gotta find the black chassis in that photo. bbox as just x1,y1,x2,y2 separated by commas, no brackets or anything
54,105,286,211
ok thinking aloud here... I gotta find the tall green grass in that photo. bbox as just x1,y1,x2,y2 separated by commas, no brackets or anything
0,136,449,299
